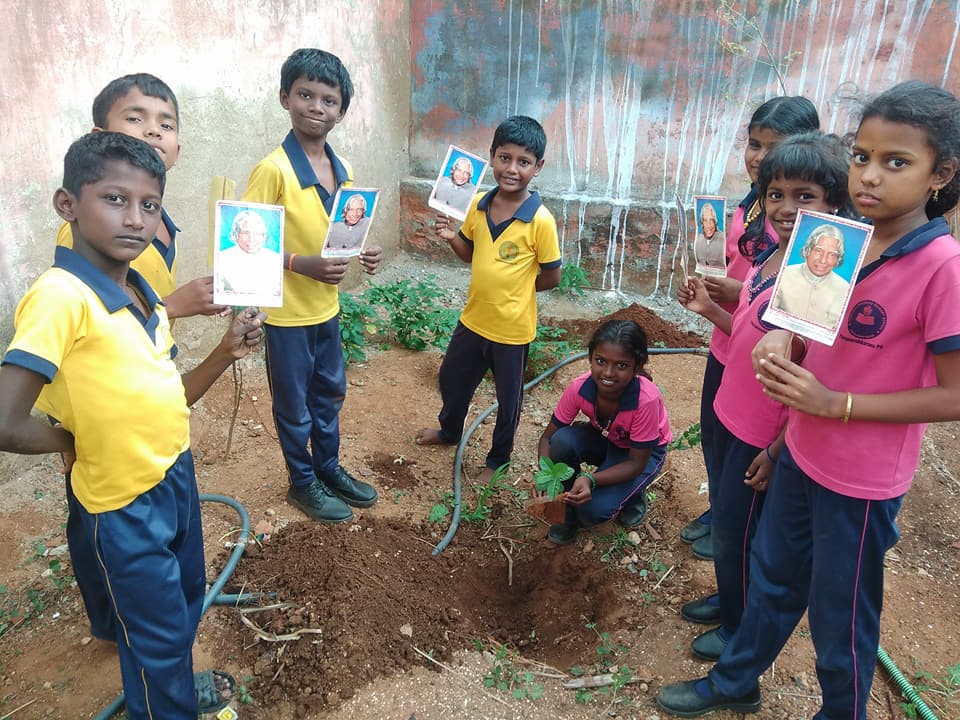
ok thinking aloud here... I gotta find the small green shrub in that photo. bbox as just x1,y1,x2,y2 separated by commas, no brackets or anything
339,291,378,363
554,265,590,297
669,422,702,450
528,324,579,378
363,277,458,352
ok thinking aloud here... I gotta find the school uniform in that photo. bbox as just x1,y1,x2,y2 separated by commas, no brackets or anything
548,372,672,525
709,217,960,719
699,191,770,490
3,246,203,719
241,131,354,487
435,188,561,469
57,207,181,642
709,247,788,636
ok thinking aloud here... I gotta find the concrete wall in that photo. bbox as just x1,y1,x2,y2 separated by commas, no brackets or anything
404,0,960,295
0,0,410,478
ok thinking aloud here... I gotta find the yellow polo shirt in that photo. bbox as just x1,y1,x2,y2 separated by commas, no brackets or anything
459,189,562,344
3,247,190,513
241,131,353,327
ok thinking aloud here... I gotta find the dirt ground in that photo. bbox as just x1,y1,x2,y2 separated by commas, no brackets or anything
0,296,959,720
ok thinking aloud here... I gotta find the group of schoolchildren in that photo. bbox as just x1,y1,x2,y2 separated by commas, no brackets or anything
0,43,957,720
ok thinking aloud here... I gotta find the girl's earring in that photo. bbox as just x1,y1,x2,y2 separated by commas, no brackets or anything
933,188,940,202
832,208,839,215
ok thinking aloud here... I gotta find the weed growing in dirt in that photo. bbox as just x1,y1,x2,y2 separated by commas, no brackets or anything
427,464,528,524
238,676,255,705
533,457,574,500
528,325,580,378
596,528,636,563
899,662,960,718
573,618,635,709
480,642,544,700
0,553,74,638
669,421,702,450
554,265,590,297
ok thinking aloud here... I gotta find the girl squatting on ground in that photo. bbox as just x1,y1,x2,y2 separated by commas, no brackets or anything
537,319,671,545
658,81,960,720
678,131,855,664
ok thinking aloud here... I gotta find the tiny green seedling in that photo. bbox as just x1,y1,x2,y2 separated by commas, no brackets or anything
533,457,574,500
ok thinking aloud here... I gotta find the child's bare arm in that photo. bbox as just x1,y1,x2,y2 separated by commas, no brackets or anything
0,365,74,455
436,216,473,263
286,253,351,285
535,266,561,292
754,348,960,424
181,308,267,406
165,277,229,319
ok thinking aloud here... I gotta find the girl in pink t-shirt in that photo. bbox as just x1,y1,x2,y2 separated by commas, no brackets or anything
658,82,960,720
537,319,672,545
677,132,854,664
680,96,819,566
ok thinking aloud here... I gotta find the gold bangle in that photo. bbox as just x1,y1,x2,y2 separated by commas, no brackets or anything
793,335,808,362
287,253,297,272
841,392,853,423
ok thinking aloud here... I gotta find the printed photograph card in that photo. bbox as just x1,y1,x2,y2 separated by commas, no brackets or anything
693,195,728,277
321,188,380,258
428,144,488,222
762,209,873,346
213,200,284,307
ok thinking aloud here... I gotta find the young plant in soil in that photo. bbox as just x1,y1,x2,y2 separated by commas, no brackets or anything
533,457,574,500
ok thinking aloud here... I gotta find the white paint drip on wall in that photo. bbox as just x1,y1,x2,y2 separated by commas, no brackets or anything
530,0,957,296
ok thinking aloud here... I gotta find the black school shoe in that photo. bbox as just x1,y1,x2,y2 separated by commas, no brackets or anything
691,532,714,560
681,594,722,625
287,480,354,524
319,465,379,508
691,627,727,661
680,516,711,544
617,491,648,528
656,677,761,717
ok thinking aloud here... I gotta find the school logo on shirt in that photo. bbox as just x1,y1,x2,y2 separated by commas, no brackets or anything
847,300,886,339
753,300,778,332
499,241,520,262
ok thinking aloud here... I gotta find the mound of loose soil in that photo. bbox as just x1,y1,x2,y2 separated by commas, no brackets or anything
543,302,705,349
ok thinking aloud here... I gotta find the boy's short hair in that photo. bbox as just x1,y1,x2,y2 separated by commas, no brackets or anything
92,73,180,128
490,115,547,161
63,132,167,197
281,49,354,112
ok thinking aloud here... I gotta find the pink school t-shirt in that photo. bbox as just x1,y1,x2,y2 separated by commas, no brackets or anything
552,372,673,449
714,254,788,449
787,222,960,500
708,195,775,365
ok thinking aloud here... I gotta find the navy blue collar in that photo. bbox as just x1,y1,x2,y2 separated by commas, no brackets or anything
477,188,542,222
577,374,641,411
281,131,350,191
53,246,163,313
739,186,759,209
154,208,179,270
753,243,779,267
880,216,950,258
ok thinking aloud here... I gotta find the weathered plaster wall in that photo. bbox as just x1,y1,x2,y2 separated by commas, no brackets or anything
404,0,960,294
0,1,409,478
